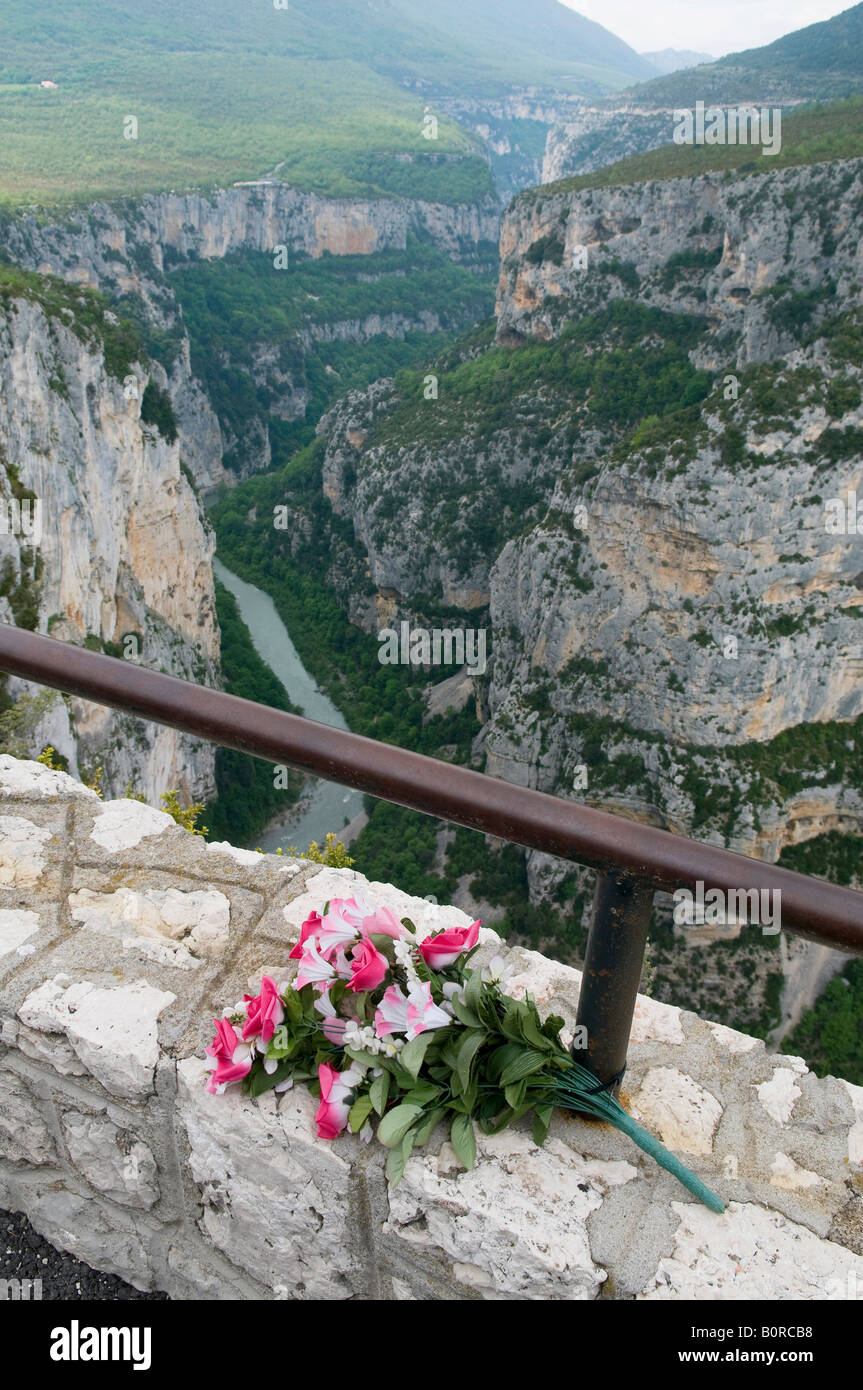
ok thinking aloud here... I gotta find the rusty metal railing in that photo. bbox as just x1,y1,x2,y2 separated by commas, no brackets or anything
0,621,861,1094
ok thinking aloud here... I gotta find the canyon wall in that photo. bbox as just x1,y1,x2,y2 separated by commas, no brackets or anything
0,285,218,803
288,154,863,1037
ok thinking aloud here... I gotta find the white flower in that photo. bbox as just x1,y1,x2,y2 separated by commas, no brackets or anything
482,954,515,988
314,989,338,1018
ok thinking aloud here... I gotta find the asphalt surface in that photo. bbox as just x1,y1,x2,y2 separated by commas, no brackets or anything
1,1207,169,1300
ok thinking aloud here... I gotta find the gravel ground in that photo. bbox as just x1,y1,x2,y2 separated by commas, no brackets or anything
1,1208,169,1300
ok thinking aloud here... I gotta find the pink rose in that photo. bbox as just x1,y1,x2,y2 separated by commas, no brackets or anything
346,937,388,993
360,904,405,940
289,910,323,960
205,1017,253,1095
315,1062,357,1141
418,919,481,971
241,976,285,1044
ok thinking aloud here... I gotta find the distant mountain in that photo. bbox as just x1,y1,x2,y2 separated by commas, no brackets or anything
629,1,863,105
542,4,863,185
640,49,715,77
0,0,653,207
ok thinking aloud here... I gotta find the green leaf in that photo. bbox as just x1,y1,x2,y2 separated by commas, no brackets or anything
247,1062,292,1097
368,933,396,961
500,998,527,1042
386,1126,418,1188
400,917,417,935
499,1049,548,1087
390,1062,419,1090
403,1081,441,1107
532,1103,554,1147
519,1008,554,1053
504,1079,526,1110
267,1025,294,1059
348,1094,374,1133
345,1047,383,1071
414,1107,445,1146
399,1030,436,1081
283,989,303,1026
378,1103,423,1149
369,1071,390,1117
454,1028,487,1093
464,967,483,1014
450,1112,477,1171
450,996,482,1029
487,1041,523,1081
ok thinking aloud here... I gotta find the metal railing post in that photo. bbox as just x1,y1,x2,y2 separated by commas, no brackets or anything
572,871,654,1095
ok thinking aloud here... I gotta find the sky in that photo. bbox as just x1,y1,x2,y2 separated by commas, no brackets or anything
560,0,855,58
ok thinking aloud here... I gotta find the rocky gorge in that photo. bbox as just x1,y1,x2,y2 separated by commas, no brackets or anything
0,178,502,796
1,134,862,1051
246,149,863,1038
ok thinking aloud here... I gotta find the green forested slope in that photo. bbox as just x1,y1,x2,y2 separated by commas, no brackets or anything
0,0,651,205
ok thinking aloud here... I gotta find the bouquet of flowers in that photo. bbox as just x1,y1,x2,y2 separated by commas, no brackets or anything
205,893,724,1211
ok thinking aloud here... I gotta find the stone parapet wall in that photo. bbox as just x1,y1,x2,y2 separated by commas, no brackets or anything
0,755,861,1300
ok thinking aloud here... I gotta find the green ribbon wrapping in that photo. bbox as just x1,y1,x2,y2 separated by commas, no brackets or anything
552,1061,726,1215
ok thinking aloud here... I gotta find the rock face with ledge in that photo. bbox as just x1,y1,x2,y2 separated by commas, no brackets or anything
0,754,860,1300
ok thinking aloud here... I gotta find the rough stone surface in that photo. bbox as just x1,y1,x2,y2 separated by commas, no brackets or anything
0,756,860,1300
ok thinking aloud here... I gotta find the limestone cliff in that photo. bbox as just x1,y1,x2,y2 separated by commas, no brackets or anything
293,155,863,1006
0,184,500,486
0,280,218,803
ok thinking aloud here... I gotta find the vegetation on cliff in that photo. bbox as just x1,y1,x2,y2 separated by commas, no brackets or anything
535,98,863,199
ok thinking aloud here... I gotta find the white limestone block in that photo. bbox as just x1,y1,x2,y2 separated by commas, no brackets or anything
18,976,176,1097
840,1080,863,1167
61,1111,160,1208
283,865,478,941
90,799,176,851
0,908,41,958
70,884,230,963
0,1071,56,1165
176,1057,361,1299
757,1064,806,1125
386,1127,636,1300
707,1020,760,1054
0,815,52,886
640,1201,863,1299
631,993,685,1045
631,1067,723,1155
770,1151,831,1192
0,755,98,802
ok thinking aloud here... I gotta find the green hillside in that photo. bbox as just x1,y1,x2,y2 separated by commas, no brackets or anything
535,97,863,199
623,1,863,105
0,0,652,207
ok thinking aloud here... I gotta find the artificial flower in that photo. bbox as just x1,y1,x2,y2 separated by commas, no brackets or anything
294,940,336,990
315,1062,355,1140
205,1017,253,1095
418,919,481,970
346,937,388,993
374,983,410,1038
241,976,284,1045
405,982,452,1039
288,909,323,960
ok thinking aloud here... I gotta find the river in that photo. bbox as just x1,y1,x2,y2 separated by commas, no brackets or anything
213,557,365,852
